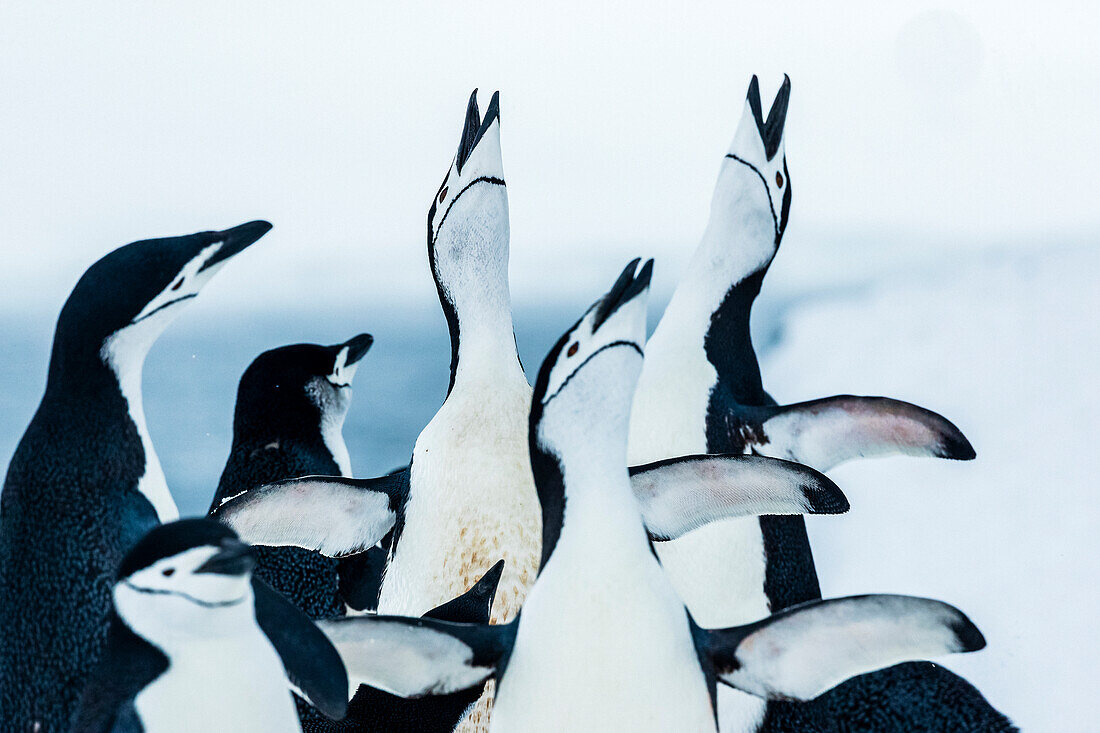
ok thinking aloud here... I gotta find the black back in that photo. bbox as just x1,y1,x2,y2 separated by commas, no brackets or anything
0,225,267,731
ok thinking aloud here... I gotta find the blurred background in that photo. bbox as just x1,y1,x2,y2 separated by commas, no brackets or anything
1,2,1096,729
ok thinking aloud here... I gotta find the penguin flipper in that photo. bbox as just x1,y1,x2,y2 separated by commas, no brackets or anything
627,454,848,541
212,470,409,557
703,594,986,703
252,577,350,720
757,395,976,471
318,615,516,698
425,559,505,623
71,614,169,733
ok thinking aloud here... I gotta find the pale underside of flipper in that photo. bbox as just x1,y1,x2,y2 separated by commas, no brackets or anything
751,395,976,471
628,453,849,541
210,470,408,557
318,615,515,700
211,455,847,557
705,594,986,703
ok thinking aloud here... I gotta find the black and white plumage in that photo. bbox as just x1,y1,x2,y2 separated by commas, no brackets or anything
206,334,388,731
305,261,987,732
336,560,506,732
628,76,1012,731
0,221,271,732
72,519,348,733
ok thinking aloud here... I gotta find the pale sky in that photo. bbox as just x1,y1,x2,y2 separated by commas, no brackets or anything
1,1,1096,314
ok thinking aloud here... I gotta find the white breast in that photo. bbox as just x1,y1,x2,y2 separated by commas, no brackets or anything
628,321,769,732
378,376,541,623
134,633,299,733
101,327,179,523
491,538,716,733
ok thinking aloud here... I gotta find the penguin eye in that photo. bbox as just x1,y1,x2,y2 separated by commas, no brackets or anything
775,171,784,188
162,568,175,577
567,343,579,357
439,187,448,203
170,277,184,291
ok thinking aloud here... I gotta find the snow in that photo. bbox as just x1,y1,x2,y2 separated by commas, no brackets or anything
759,243,1099,732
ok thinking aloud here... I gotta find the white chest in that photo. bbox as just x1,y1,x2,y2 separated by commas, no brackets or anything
491,544,716,733
628,330,769,732
378,382,541,622
135,635,299,733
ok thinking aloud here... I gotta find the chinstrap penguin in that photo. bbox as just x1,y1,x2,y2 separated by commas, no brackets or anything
72,518,348,733
628,76,1013,731
0,220,271,732
207,333,387,731
304,260,988,733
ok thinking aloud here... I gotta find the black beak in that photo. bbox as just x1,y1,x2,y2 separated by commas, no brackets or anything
195,538,256,576
746,75,790,161
455,90,501,175
592,258,654,331
342,333,374,365
198,220,273,273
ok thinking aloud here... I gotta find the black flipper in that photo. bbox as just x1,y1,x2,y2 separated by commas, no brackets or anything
211,469,409,558
318,615,516,699
426,559,505,623
627,454,847,541
701,594,985,703
70,612,169,733
252,577,349,721
753,395,976,471
338,537,392,612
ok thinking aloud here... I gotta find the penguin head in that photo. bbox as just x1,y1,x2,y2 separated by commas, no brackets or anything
530,259,653,459
233,333,373,443
113,519,257,640
426,90,509,314
51,220,272,383
711,75,791,252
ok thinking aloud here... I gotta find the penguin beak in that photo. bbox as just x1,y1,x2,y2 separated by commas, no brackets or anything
199,220,273,273
455,90,501,175
195,538,256,576
592,258,654,331
745,75,790,161
343,333,374,366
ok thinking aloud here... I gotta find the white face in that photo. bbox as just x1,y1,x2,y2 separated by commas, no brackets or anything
430,117,506,246
537,272,650,458
114,546,254,643
101,241,236,372
326,344,359,389
719,95,789,244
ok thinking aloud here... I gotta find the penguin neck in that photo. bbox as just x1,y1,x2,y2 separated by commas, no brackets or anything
648,189,776,406
58,320,176,521
535,377,649,569
438,266,526,396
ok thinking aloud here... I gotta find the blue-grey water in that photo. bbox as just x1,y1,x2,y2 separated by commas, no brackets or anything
0,304,648,517
0,277,801,519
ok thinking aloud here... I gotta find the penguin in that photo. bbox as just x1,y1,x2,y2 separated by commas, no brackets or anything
627,77,1014,731
212,91,857,730
0,220,271,732
71,518,349,733
206,334,389,731
385,89,540,625
304,260,988,733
